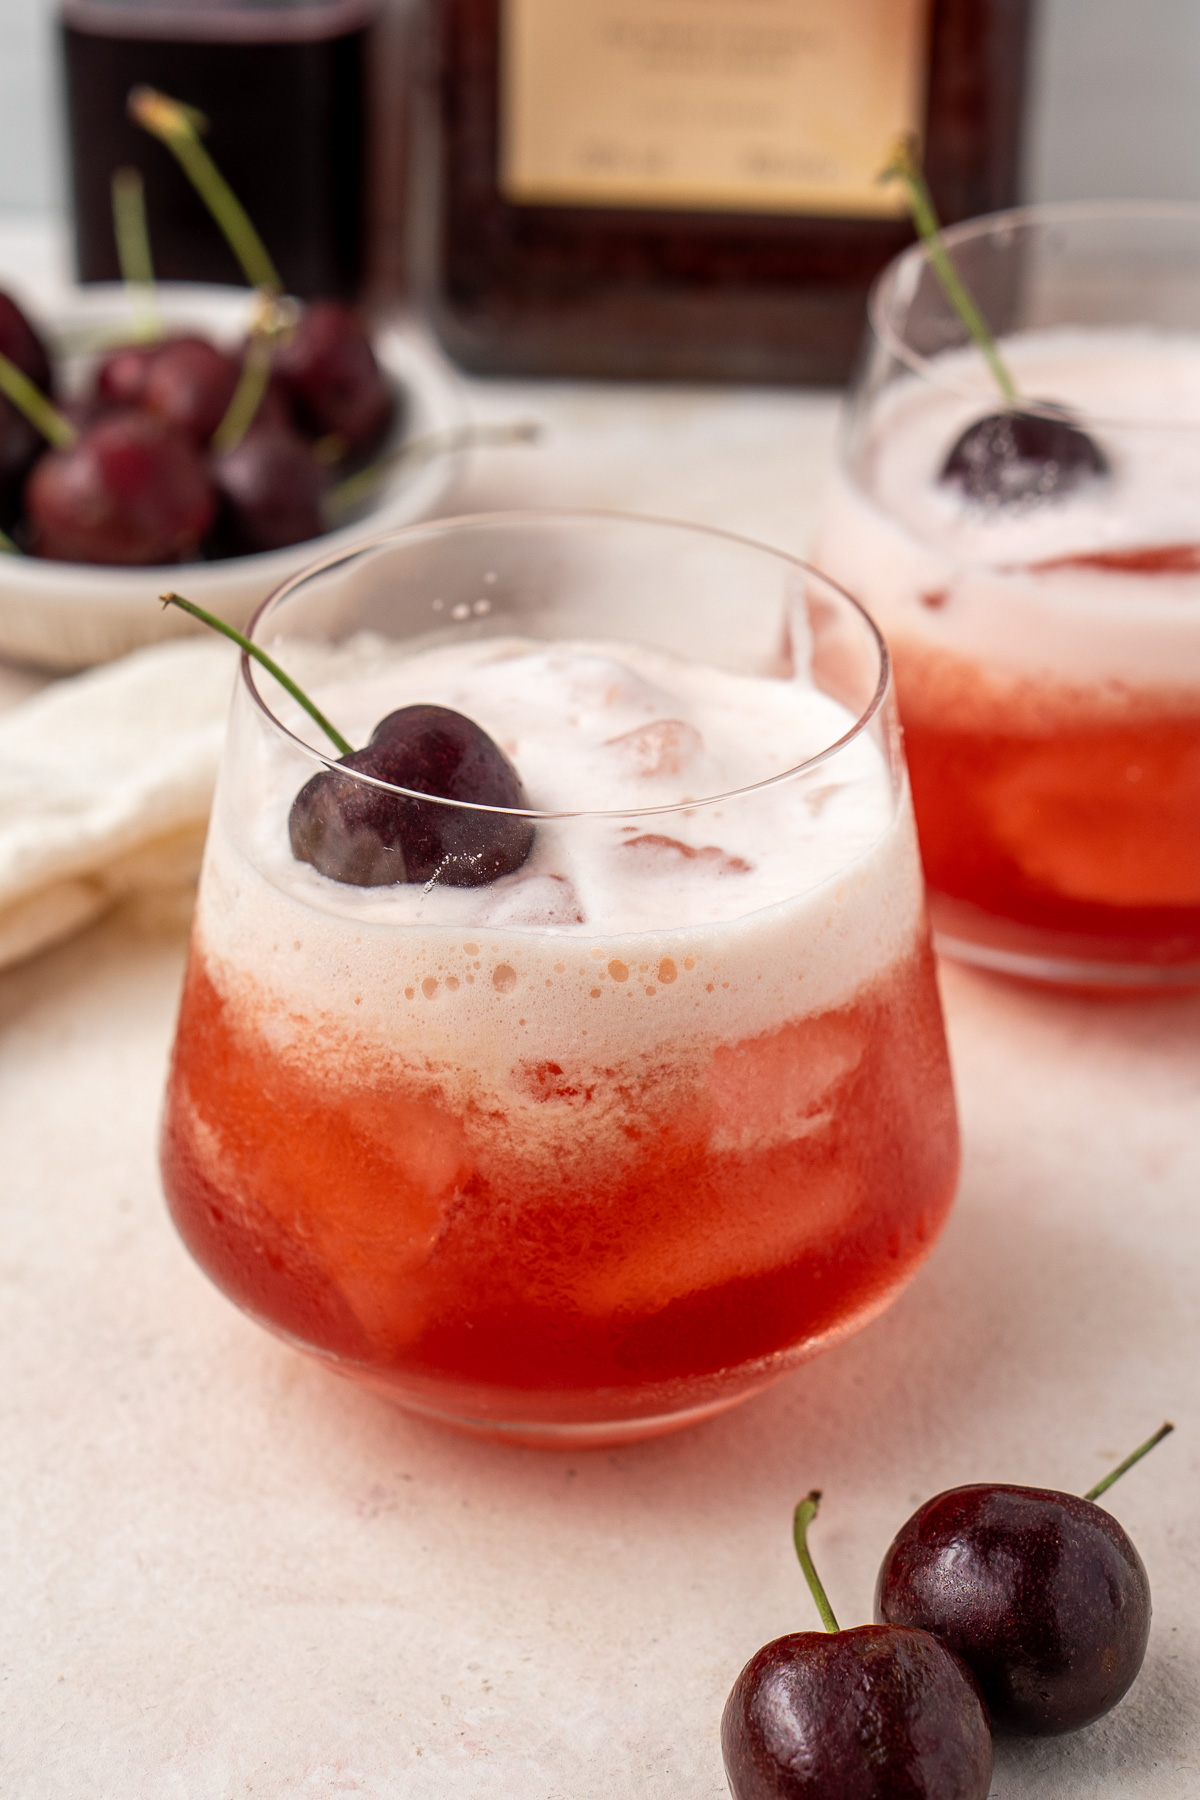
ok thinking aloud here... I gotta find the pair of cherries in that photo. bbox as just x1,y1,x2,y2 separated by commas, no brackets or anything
723,1427,1171,1800
2,287,396,564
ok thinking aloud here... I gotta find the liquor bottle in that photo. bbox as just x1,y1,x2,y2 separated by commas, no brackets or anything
429,0,1032,382
61,0,378,300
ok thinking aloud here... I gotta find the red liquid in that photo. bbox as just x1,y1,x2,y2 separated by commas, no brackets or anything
61,0,374,299
895,650,1200,971
161,938,959,1440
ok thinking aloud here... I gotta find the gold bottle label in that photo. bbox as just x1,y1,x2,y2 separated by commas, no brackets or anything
500,0,929,218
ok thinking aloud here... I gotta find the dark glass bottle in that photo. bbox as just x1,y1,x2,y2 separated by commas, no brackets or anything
430,0,1032,382
61,0,377,300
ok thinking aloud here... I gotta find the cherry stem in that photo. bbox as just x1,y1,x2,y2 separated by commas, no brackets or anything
211,296,297,453
0,526,21,556
1084,1422,1175,1503
792,1491,840,1634
111,165,161,341
328,419,542,519
159,592,354,757
211,336,273,453
879,135,1021,410
128,86,282,295
0,351,76,448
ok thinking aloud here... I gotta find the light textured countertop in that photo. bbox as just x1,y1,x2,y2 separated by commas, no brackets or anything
2,222,1199,1800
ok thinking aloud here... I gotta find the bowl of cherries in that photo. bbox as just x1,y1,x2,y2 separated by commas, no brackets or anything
0,278,463,672
0,88,466,672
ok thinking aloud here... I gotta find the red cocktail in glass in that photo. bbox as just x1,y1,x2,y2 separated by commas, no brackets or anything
161,513,959,1443
817,204,1200,989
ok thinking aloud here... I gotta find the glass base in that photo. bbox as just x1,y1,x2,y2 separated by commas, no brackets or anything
930,893,1200,995
355,1383,775,1450
255,1232,948,1450
311,1348,797,1449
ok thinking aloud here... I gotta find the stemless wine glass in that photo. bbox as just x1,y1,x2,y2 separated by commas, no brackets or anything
814,202,1200,990
160,511,959,1446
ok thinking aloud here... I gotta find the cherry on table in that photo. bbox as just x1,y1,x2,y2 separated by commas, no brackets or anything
874,1423,1172,1736
211,423,329,555
274,300,397,459
25,413,216,565
722,1493,993,1800
940,405,1108,505
289,704,536,888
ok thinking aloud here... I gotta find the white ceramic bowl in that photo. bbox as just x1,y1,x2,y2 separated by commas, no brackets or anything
0,283,464,671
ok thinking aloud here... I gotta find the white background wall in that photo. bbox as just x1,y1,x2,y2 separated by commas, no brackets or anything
3,0,1200,216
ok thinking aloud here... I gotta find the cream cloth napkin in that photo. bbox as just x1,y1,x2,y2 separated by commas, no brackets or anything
0,639,238,970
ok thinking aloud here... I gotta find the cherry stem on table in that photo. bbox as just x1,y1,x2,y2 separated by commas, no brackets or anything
111,165,161,342
879,135,1021,410
159,591,354,757
1084,1422,1175,1502
128,86,282,295
792,1491,840,1634
0,351,77,449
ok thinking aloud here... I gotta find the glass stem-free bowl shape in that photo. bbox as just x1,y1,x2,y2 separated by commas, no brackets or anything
814,201,1200,992
160,511,959,1447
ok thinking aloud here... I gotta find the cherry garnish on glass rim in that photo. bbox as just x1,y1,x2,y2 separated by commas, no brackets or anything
881,138,1109,508
289,705,535,889
874,1422,1173,1737
939,405,1109,505
722,1492,993,1800
159,593,537,888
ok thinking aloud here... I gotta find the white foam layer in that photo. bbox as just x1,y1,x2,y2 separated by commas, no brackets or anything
816,329,1200,689
197,636,924,1064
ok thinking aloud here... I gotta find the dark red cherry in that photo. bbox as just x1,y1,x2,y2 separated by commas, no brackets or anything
210,424,329,555
875,1484,1151,1736
274,301,396,458
93,335,240,444
940,406,1108,504
0,290,54,523
141,336,240,443
289,705,535,888
723,1626,993,1800
723,1494,992,1800
0,402,43,528
25,414,216,565
0,291,52,394
94,338,162,410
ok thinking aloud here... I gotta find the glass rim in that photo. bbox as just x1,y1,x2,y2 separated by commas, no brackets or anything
868,197,1200,428
240,507,892,823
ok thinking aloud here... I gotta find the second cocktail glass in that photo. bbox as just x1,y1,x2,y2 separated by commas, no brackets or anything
160,512,959,1445
816,202,1200,989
